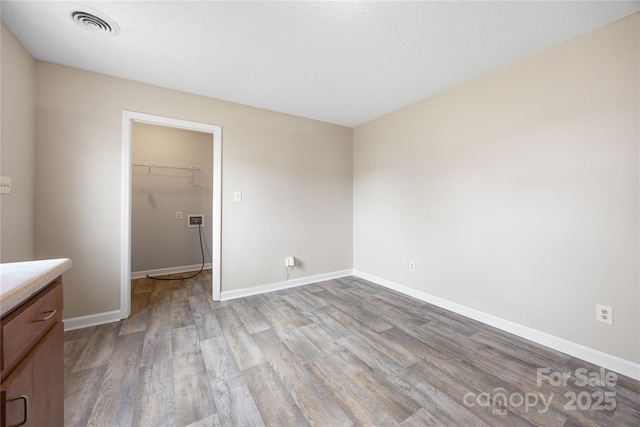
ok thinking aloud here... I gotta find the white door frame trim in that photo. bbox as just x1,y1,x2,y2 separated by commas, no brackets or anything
121,110,222,318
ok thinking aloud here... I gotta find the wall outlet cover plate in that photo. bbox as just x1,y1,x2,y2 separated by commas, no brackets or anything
1,176,12,194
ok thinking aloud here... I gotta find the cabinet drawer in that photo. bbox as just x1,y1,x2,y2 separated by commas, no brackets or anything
1,281,63,378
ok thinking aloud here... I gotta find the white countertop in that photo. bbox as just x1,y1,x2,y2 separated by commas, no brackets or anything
0,258,72,316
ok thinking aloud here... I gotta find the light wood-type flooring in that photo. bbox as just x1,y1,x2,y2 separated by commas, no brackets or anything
64,272,640,426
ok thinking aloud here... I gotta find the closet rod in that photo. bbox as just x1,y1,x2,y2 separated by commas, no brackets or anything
132,161,203,171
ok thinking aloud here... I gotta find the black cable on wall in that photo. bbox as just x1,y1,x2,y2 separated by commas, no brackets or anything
147,223,205,281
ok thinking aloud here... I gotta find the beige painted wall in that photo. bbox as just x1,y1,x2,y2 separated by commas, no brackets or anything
354,15,639,363
0,24,35,262
35,62,353,318
131,123,213,273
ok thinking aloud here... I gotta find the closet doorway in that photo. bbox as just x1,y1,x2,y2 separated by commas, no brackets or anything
121,111,221,319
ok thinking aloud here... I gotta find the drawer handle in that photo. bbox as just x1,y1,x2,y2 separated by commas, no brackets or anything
8,395,29,427
35,309,57,322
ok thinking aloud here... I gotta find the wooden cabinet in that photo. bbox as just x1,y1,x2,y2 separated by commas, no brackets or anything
1,280,64,427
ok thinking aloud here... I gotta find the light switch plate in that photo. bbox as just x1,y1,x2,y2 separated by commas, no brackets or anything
234,191,242,202
0,176,11,194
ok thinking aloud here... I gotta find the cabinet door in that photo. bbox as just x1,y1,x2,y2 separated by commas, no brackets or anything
1,322,63,427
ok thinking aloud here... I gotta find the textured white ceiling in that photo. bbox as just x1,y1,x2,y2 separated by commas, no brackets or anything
2,1,638,127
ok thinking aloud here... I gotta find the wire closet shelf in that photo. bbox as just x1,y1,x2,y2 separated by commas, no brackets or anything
132,161,203,172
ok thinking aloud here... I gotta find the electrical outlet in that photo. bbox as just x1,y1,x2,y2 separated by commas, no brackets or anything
409,261,415,272
596,304,613,325
0,176,11,194
176,211,182,220
285,256,295,267
188,214,203,228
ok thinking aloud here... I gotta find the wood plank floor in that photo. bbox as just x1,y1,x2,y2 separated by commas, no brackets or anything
64,273,640,426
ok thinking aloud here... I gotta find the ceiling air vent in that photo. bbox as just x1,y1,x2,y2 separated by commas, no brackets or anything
72,11,120,36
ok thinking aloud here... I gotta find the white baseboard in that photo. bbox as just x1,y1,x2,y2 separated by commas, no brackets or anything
63,310,122,331
220,269,353,301
131,263,212,279
352,270,640,381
